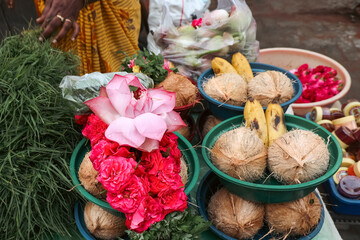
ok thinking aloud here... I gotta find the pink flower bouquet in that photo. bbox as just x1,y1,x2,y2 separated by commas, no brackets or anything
78,73,189,233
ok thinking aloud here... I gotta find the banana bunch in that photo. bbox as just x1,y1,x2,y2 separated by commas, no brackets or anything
244,100,287,147
211,52,253,82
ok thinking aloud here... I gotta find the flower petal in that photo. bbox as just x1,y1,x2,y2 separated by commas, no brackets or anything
135,113,167,141
138,138,160,152
148,88,176,114
124,74,146,90
99,86,108,97
160,111,186,132
106,75,132,116
84,96,120,124
105,117,145,148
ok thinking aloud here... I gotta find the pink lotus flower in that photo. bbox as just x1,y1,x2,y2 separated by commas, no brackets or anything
85,74,186,152
97,156,137,193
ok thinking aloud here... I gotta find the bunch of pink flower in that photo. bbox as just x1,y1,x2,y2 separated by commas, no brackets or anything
293,64,344,103
80,74,187,232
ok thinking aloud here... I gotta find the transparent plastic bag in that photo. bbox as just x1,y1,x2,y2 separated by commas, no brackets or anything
59,72,154,113
149,0,259,79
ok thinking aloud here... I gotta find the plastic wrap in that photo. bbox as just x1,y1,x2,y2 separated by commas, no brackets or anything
148,0,260,79
59,72,154,112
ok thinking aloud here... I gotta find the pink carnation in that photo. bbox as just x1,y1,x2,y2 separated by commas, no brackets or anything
126,196,164,233
107,175,150,214
158,187,187,214
140,150,164,176
82,114,108,146
97,156,137,193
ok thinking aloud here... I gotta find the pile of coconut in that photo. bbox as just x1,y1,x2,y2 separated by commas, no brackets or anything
203,71,294,107
211,125,330,185
208,189,322,239
156,73,199,108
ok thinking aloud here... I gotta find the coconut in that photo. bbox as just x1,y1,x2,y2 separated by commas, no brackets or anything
156,73,198,107
268,129,330,184
202,114,223,137
177,125,191,140
208,187,264,239
179,157,188,185
211,127,267,182
248,71,294,107
203,73,247,106
79,151,107,199
84,202,126,239
265,192,322,236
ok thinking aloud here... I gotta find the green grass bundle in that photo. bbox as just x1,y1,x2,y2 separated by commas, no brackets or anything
0,29,82,239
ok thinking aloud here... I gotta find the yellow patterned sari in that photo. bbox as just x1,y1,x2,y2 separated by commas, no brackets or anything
34,0,141,75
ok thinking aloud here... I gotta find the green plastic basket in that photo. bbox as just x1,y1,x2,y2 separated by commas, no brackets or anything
202,114,342,203
70,132,199,215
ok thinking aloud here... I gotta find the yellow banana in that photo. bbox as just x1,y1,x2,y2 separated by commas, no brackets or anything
244,99,268,146
266,103,287,146
231,52,254,82
211,57,238,75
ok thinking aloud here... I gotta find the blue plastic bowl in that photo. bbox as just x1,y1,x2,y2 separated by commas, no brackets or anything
196,171,325,240
197,63,303,120
323,178,360,215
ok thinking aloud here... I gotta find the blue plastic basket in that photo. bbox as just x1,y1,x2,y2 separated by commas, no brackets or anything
196,171,325,240
197,63,303,120
323,178,360,215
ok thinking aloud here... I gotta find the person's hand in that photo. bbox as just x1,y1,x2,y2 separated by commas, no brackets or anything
36,0,84,43
5,0,14,8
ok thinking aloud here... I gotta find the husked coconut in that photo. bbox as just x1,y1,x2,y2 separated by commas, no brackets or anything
268,129,330,184
202,114,223,137
179,157,188,185
248,71,294,107
211,127,267,182
203,73,247,106
265,192,322,236
84,202,126,239
156,73,198,107
79,151,107,199
208,187,264,239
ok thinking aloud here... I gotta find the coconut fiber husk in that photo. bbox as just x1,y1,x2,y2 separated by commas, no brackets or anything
265,192,322,237
248,71,294,107
203,73,247,106
211,127,267,182
268,129,330,184
208,187,265,240
180,157,188,185
156,73,198,107
79,151,107,199
84,202,127,240
202,114,223,137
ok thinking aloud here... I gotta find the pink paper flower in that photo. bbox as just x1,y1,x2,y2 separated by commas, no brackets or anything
97,156,137,193
128,59,136,69
107,175,150,214
85,74,186,152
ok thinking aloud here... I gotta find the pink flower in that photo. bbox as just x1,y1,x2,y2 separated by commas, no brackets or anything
84,74,186,152
158,187,187,214
75,114,89,126
192,18,202,28
128,59,136,68
97,156,137,193
148,175,171,195
107,175,150,213
82,114,108,146
162,59,173,74
126,196,164,233
140,150,164,176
